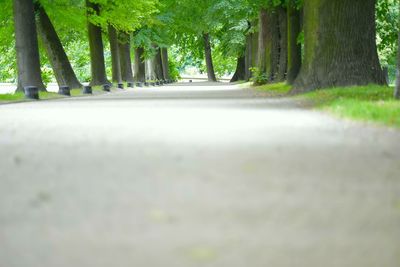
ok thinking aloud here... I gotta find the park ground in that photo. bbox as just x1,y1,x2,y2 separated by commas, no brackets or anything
0,82,400,267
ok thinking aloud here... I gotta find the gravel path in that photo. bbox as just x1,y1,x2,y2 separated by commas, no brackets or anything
0,82,399,267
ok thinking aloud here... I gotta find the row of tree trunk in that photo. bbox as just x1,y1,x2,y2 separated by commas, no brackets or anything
13,0,171,92
236,0,394,93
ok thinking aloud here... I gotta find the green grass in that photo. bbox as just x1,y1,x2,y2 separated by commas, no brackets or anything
0,85,111,102
249,82,400,128
253,82,292,95
0,91,65,102
300,84,400,128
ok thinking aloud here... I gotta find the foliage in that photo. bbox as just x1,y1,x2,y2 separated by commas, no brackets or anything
250,67,269,85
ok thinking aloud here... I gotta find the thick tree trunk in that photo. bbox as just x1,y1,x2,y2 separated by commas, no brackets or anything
119,34,134,83
277,7,288,81
293,0,385,91
134,47,146,82
154,48,164,80
245,34,252,80
36,4,81,89
257,8,280,83
395,29,400,99
161,48,170,80
287,0,302,84
86,0,109,86
13,0,45,92
251,31,259,69
257,8,270,80
203,33,217,82
230,56,246,82
108,25,122,84
270,9,280,81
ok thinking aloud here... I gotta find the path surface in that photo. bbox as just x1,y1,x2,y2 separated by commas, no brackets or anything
0,82,399,267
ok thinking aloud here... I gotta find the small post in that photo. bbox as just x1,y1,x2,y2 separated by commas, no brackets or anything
136,82,143,87
24,86,39,100
58,85,71,96
118,83,124,89
82,85,92,94
103,84,111,92
383,67,390,85
144,82,150,87
127,82,134,88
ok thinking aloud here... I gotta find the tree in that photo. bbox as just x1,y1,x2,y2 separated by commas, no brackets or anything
119,34,134,83
395,3,400,99
36,2,82,89
293,0,385,91
161,48,170,81
203,33,217,81
286,0,302,84
13,0,45,91
108,25,122,84
86,0,109,86
134,47,146,82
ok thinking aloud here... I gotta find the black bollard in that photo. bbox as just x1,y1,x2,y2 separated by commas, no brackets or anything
127,82,134,88
24,86,39,100
103,84,111,92
151,82,156,86
136,82,144,87
82,85,92,94
144,82,150,87
58,85,71,96
118,83,124,89
155,81,160,86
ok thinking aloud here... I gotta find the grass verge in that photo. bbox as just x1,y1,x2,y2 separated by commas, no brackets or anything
301,84,400,128
251,82,400,128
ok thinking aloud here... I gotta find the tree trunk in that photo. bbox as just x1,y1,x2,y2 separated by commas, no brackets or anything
230,56,246,82
251,30,259,69
395,28,400,99
161,48,170,80
119,34,134,83
13,0,45,92
258,8,280,83
86,0,109,86
270,9,280,81
108,25,122,84
287,0,302,84
257,8,270,81
293,0,385,91
245,34,253,80
154,48,164,80
36,4,81,89
203,33,217,82
277,7,288,81
134,47,146,82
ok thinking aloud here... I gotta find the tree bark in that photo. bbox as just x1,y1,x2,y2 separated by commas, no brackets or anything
257,8,270,81
258,8,280,83
245,33,253,80
293,0,385,91
134,47,146,82
36,4,81,89
277,7,288,81
161,48,170,80
154,48,164,80
108,25,122,84
395,28,400,99
251,31,259,69
287,0,302,84
230,56,246,82
119,33,134,83
86,0,109,86
270,9,280,81
203,33,217,82
13,0,45,92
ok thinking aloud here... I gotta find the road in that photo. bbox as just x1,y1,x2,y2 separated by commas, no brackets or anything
0,82,399,267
